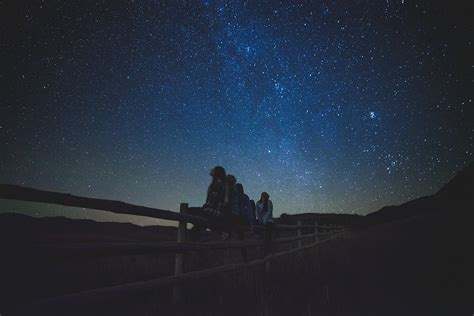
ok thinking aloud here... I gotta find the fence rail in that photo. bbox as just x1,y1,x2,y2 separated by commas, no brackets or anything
5,231,340,258
0,184,341,230
0,183,345,310
0,184,207,225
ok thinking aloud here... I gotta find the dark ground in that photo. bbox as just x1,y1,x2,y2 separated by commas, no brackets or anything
309,212,472,316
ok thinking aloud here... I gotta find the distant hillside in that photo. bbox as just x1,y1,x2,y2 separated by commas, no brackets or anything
366,161,473,224
0,212,177,243
277,161,473,227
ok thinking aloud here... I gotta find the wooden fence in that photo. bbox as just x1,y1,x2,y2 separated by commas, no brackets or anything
0,184,345,312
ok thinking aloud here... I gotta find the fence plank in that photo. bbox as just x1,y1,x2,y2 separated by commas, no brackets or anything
172,203,187,303
297,220,303,249
275,224,343,230
0,184,207,225
314,220,319,243
0,184,343,231
3,232,340,258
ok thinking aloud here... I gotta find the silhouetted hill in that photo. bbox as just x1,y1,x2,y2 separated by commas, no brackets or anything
276,162,473,228
366,161,473,224
0,212,178,243
435,160,474,204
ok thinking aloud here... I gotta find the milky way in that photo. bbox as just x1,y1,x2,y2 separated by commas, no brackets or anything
1,0,472,225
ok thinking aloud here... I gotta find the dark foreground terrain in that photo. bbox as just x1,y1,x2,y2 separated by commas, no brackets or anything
310,162,473,315
311,211,472,316
0,162,472,315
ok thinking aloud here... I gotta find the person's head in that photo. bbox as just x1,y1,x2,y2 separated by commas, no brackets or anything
260,192,269,202
209,166,226,181
226,175,237,187
235,183,244,194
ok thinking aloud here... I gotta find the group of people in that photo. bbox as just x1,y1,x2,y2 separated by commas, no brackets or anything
190,166,274,241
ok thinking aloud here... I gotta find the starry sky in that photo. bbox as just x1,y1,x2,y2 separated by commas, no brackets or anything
1,0,472,226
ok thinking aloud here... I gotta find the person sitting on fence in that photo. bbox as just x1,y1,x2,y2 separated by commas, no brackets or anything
203,166,226,217
222,174,242,240
256,192,274,254
236,183,254,226
250,198,256,223
190,166,226,241
256,192,273,225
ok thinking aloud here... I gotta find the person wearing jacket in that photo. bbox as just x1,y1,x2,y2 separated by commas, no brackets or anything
250,199,256,223
256,192,273,224
234,182,250,258
204,166,226,216
222,174,240,240
256,192,274,255
236,183,254,225
190,166,226,241
224,175,239,216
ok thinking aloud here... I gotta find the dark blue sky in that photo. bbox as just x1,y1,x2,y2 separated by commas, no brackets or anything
1,0,472,225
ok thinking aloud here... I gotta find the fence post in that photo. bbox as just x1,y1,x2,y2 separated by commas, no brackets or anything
314,220,318,243
172,203,188,304
297,220,302,249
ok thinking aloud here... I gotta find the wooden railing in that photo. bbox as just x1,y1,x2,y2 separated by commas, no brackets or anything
0,184,345,310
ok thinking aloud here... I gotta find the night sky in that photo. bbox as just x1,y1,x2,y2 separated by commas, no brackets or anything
1,0,472,226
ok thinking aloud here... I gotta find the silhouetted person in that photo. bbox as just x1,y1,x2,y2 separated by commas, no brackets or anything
249,199,256,223
204,166,226,216
236,183,252,259
223,174,241,240
236,183,254,226
256,192,274,255
190,166,226,241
